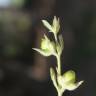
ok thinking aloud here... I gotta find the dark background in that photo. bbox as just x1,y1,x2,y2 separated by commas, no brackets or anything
0,0,96,96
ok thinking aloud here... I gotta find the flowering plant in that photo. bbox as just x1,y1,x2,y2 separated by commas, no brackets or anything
33,16,83,96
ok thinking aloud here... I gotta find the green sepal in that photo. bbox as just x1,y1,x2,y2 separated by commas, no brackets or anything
32,48,52,56
57,70,84,92
56,34,64,55
50,68,58,91
41,34,56,54
66,80,84,91
52,16,60,34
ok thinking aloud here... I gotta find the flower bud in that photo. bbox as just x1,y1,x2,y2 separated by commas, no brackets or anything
52,16,60,34
33,34,56,57
42,16,60,35
63,70,75,83
41,34,56,54
57,70,83,91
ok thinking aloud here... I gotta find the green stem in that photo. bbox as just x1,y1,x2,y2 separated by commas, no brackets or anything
54,33,62,75
56,55,61,75
58,92,63,96
54,33,58,42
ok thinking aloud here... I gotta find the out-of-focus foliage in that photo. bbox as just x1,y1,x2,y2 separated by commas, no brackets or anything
0,0,25,8
11,0,25,8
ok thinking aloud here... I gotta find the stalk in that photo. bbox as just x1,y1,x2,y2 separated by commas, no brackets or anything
56,55,61,75
58,92,63,96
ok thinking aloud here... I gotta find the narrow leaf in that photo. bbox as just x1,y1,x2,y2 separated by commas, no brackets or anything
32,48,51,56
42,20,53,32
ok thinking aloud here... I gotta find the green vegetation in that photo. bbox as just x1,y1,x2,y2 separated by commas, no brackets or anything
33,16,83,96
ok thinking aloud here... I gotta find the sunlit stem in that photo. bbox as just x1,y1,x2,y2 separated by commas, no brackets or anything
58,91,63,96
54,33,58,42
56,54,61,75
54,33,61,75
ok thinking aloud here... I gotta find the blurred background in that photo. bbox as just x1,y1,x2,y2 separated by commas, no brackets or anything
0,0,96,96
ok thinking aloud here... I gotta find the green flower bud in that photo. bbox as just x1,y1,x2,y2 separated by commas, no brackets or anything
63,70,84,91
57,70,83,91
52,16,60,34
32,34,56,57
42,16,60,35
41,34,56,54
63,70,75,83
57,70,75,87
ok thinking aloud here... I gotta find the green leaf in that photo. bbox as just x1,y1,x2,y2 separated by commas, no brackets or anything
42,20,53,32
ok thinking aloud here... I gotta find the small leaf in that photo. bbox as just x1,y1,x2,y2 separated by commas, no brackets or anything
42,20,53,32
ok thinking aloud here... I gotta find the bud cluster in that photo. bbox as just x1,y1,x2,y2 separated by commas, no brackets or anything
32,16,83,96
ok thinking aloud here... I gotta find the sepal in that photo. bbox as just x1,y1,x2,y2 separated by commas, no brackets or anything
32,48,52,56
66,81,84,91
